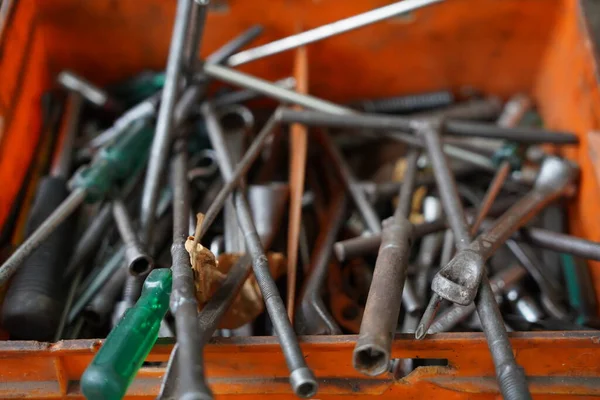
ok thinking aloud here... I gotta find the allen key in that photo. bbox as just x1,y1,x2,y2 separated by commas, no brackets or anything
201,102,318,399
414,121,533,400
295,191,346,335
353,150,419,376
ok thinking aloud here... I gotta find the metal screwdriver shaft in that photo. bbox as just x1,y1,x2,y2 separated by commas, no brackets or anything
202,102,318,399
139,0,193,247
193,109,281,245
121,24,267,313
227,0,444,66
170,137,209,399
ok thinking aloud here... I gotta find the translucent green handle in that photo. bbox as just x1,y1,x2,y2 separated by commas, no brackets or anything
81,268,172,400
71,119,154,203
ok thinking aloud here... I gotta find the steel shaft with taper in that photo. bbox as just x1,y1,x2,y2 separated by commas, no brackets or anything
202,102,318,398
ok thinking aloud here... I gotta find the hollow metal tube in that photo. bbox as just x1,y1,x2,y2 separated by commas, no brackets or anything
353,150,419,376
112,199,153,275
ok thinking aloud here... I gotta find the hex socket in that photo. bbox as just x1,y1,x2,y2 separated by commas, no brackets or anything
112,198,154,275
353,216,413,376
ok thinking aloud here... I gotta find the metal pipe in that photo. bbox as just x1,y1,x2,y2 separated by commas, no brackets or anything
278,108,574,144
183,0,209,79
112,198,153,275
278,107,498,170
57,70,117,110
172,5,209,380
227,0,444,66
353,150,419,376
205,64,349,113
202,103,318,398
512,227,600,261
206,25,264,65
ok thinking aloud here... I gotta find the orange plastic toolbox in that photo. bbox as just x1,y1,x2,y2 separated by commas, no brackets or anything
1,0,600,398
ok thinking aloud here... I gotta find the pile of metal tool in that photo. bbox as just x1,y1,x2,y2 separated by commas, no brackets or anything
0,0,599,399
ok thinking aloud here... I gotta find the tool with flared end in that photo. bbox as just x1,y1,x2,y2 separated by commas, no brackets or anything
81,268,172,400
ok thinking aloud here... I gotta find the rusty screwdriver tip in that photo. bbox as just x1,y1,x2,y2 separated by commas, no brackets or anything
415,293,443,340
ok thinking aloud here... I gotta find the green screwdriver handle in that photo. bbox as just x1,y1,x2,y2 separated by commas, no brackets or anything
81,268,172,400
71,119,154,203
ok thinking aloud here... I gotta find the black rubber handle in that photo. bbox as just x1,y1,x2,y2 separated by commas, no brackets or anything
2,176,77,341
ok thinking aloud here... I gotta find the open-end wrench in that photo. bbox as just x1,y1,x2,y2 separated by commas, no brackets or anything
430,156,577,307
414,121,533,400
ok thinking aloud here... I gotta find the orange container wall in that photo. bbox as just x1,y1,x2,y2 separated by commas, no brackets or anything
2,0,600,398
